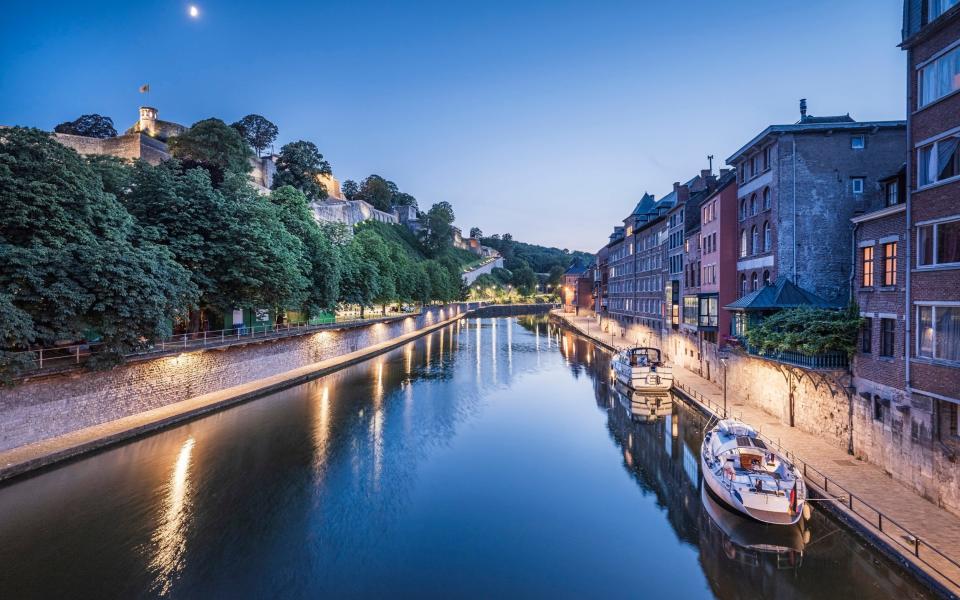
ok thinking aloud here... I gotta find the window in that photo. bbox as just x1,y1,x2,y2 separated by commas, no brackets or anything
880,318,896,357
751,155,759,178
683,296,698,326
918,305,960,362
861,317,873,353
918,218,960,266
750,194,758,215
873,397,888,424
919,135,960,186
919,44,960,107
751,272,758,292
751,226,759,255
851,135,865,149
862,246,874,286
739,199,747,220
739,166,745,184
762,187,771,210
740,230,747,257
882,242,897,286
852,177,865,194
698,296,718,327
885,182,899,206
929,0,960,20
763,221,771,252
740,274,747,297
763,146,771,170
947,401,959,439
762,270,770,286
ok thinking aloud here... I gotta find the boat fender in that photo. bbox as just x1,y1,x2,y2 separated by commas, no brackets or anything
733,489,744,505
803,502,812,521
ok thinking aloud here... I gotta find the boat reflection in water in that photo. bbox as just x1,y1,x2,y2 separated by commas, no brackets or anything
613,380,672,422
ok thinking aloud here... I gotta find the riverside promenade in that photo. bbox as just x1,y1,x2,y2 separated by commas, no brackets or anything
554,310,960,599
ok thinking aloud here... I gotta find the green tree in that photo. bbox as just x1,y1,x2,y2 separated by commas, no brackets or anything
357,174,395,211
0,128,194,373
167,118,252,184
424,260,453,303
510,263,538,296
423,201,456,255
469,227,483,239
353,228,397,314
272,140,331,200
547,265,565,287
491,267,513,285
338,241,380,317
342,179,359,200
231,114,278,157
87,155,133,199
53,114,117,139
269,186,341,315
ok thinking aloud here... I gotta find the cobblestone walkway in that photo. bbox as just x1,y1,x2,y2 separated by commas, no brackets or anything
556,311,960,597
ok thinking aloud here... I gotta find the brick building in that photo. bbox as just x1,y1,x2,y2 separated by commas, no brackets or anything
725,102,906,310
902,0,960,457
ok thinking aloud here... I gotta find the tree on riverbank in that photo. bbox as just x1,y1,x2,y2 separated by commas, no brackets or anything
0,128,194,372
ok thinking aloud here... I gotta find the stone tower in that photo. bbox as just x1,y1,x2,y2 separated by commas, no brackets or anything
138,106,158,137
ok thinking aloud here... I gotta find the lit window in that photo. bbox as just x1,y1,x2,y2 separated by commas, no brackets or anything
918,219,960,266
851,135,865,149
852,177,865,194
917,305,960,362
918,135,960,186
882,242,897,286
862,246,874,286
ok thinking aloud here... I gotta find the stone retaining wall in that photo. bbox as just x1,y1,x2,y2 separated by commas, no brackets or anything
0,304,476,453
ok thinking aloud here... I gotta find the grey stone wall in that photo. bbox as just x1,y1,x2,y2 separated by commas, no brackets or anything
0,305,471,453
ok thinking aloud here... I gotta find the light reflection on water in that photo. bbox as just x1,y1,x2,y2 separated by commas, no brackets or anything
0,317,933,599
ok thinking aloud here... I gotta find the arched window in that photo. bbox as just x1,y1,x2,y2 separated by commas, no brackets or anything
763,270,771,286
740,200,746,220
750,194,758,216
751,225,759,255
763,187,771,210
740,230,747,257
740,274,747,297
751,272,759,291
763,221,771,252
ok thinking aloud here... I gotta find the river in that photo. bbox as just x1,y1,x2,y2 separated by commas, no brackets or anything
0,316,932,598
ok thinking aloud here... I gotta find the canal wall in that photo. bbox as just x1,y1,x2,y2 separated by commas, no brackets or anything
557,311,960,521
0,304,477,455
470,303,555,318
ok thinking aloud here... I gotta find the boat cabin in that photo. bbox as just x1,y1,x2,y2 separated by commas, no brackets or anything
623,347,662,367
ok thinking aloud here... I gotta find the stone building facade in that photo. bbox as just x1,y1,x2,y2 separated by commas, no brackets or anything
725,104,906,306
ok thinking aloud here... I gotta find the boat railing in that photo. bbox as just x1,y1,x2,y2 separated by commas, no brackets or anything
751,431,960,591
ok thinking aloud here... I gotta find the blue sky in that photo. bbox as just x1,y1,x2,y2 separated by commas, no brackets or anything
0,1,905,252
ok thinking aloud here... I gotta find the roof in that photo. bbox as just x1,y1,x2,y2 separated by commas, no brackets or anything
564,263,588,276
631,192,656,216
726,118,905,165
725,276,833,312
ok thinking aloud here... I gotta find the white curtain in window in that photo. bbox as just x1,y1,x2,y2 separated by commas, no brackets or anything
936,307,960,362
937,136,959,180
919,306,934,358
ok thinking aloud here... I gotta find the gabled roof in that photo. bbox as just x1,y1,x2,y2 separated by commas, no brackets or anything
564,263,589,276
725,276,833,312
631,192,656,216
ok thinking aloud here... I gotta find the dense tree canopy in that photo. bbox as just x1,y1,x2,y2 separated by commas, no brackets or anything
0,127,194,367
469,227,483,239
272,140,331,200
53,114,117,139
423,201,456,255
231,114,279,157
483,234,593,274
167,118,252,184
341,179,359,200
356,174,395,211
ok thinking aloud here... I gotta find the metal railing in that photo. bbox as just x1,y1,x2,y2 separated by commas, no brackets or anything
673,377,960,592
8,309,426,373
745,344,849,370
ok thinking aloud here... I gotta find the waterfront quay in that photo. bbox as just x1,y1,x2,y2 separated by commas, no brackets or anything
554,310,960,598
0,316,937,598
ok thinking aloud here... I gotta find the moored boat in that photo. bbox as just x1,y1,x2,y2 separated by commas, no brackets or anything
612,347,673,392
700,419,806,525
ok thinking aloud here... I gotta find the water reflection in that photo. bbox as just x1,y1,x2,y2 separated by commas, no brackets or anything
0,317,932,599
149,436,195,595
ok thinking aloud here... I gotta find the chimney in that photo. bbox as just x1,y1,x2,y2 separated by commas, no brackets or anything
720,168,732,177
799,98,807,121
673,182,690,205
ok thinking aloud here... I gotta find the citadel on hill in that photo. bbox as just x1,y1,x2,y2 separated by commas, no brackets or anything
50,104,491,252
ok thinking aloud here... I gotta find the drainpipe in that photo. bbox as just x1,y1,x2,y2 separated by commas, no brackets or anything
905,47,913,399
849,219,860,455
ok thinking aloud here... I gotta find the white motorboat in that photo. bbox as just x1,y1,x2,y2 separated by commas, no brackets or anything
614,381,672,422
612,347,673,392
701,419,806,525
